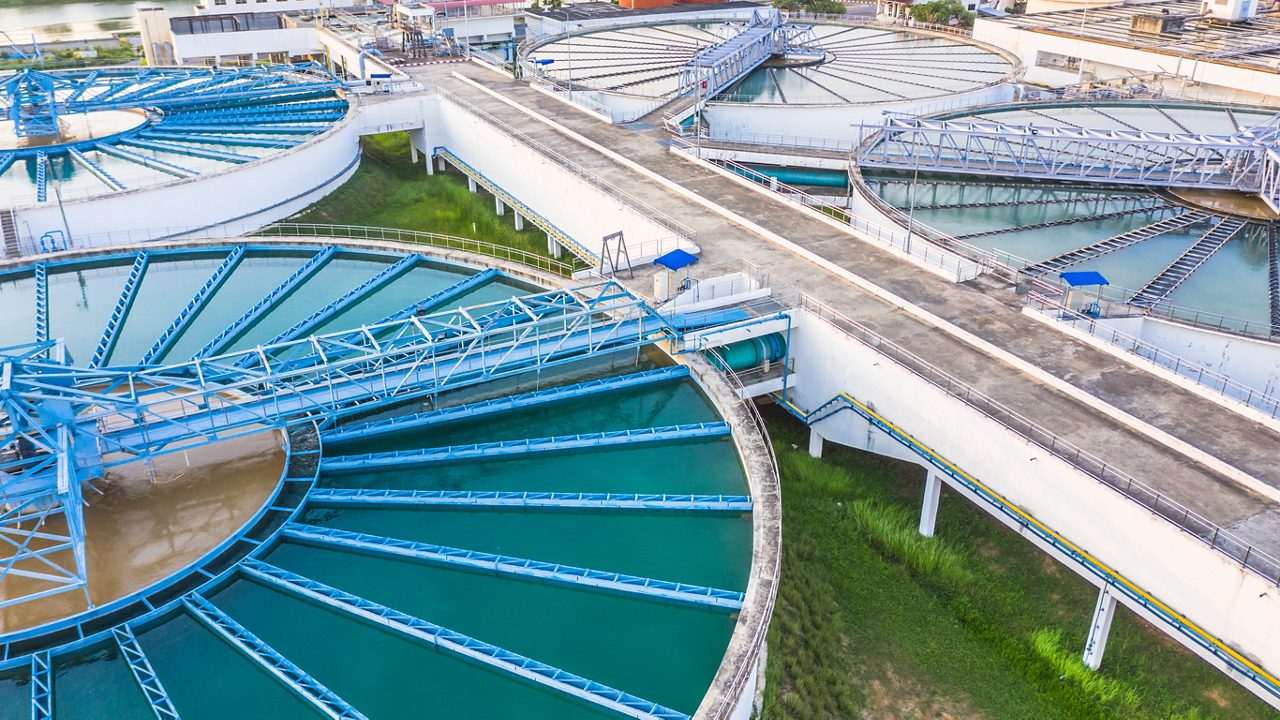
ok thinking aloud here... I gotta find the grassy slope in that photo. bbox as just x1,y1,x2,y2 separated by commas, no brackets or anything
760,407,1272,720
286,132,555,260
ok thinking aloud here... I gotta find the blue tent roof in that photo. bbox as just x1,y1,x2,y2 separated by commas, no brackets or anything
653,248,698,271
1059,270,1109,287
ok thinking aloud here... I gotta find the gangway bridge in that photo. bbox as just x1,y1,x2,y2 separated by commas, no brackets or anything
0,280,679,611
857,114,1280,212
665,10,822,127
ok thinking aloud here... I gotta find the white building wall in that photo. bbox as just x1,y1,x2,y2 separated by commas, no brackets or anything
790,310,1280,690
172,26,321,62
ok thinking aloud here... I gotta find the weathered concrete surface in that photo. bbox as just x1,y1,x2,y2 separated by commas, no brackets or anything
406,62,1280,558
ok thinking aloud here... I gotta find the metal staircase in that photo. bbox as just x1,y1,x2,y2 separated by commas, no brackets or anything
1,209,19,258
1022,210,1212,277
1130,217,1249,308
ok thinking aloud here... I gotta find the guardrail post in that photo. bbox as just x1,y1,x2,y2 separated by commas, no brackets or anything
807,427,823,459
1083,583,1117,670
919,469,942,537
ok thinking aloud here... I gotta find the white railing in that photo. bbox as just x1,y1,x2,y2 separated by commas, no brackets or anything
1026,292,1280,419
18,223,578,277
672,139,981,282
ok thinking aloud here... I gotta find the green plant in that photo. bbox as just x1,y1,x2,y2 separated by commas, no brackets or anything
909,0,976,26
1030,628,1141,708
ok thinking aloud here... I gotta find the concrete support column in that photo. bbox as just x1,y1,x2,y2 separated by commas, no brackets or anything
547,236,562,259
467,177,477,193
495,197,505,216
1083,584,1117,670
919,470,942,537
425,154,435,175
514,213,525,231
410,142,419,165
436,156,446,173
808,427,823,459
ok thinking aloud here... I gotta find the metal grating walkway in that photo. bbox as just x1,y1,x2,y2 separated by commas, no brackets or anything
1130,217,1249,308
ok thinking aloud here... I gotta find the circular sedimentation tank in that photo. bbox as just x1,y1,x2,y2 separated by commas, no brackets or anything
0,66,350,206
856,101,1279,326
0,243,769,719
526,22,1015,106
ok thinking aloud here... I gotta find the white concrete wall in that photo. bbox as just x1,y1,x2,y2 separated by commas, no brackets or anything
790,309,1280,691
173,27,321,62
404,94,696,262
13,118,360,250
1093,316,1280,398
319,28,405,81
702,82,1017,146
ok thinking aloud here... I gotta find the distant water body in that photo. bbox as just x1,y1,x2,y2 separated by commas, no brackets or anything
0,1,196,44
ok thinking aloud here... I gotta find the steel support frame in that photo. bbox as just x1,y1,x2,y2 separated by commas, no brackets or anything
112,625,181,720
239,559,689,720
281,523,746,610
306,488,752,511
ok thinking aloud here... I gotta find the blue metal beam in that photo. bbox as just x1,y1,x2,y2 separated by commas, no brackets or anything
34,262,48,343
66,147,127,192
380,268,500,323
282,523,745,610
159,110,348,126
35,151,47,203
89,252,150,368
306,489,752,512
139,130,302,149
248,254,419,354
320,422,731,472
323,366,688,444
94,143,197,179
156,123,329,136
239,559,689,720
118,137,256,164
0,153,15,177
141,246,246,366
182,593,367,720
193,246,336,359
31,651,51,720
112,625,181,720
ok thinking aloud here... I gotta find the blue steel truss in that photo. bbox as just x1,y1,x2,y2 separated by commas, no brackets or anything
33,262,48,343
112,625,181,720
320,422,730,472
323,365,688,444
194,246,337,359
281,523,746,610
89,251,150,368
0,281,673,612
306,489,752,512
239,558,690,720
858,115,1280,206
140,246,246,366
183,593,367,720
0,65,348,201
31,651,52,720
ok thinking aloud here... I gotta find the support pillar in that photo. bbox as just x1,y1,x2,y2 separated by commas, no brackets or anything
410,142,419,165
467,177,477,193
514,213,525,231
919,470,941,537
495,197,505,216
1083,584,1117,670
547,236,562,259
425,155,434,175
436,156,446,173
807,427,823,459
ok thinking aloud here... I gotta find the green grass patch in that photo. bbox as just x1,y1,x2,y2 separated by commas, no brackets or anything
286,132,562,262
760,406,1274,719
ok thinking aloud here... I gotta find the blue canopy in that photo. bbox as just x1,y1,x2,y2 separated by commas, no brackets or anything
653,249,698,271
1059,270,1109,287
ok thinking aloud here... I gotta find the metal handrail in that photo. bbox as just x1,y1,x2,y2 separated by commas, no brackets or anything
1026,292,1280,419
798,293,1280,585
700,348,782,720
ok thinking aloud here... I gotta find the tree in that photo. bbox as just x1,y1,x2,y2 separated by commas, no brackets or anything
805,0,847,14
909,0,975,26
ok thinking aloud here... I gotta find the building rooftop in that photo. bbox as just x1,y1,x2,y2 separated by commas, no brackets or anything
992,0,1280,72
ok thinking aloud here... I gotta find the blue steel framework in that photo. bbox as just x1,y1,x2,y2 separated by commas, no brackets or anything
0,65,347,202
858,114,1280,210
0,248,756,719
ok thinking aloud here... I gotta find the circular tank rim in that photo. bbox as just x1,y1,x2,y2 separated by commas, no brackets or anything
0,237,782,718
1,66,355,212
521,18,1023,107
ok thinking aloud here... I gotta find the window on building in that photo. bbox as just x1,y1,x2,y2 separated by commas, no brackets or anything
1035,50,1080,72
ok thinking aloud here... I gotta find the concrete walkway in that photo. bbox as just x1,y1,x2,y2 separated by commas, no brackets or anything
406,62,1280,556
